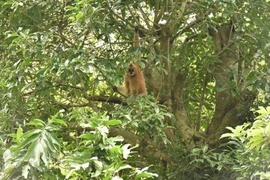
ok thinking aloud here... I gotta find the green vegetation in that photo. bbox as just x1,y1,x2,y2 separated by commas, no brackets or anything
0,0,269,179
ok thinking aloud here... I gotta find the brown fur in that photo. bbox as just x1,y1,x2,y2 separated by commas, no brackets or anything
114,30,146,97
116,62,146,97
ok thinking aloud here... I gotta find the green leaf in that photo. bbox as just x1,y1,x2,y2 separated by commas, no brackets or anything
249,128,263,137
154,105,160,114
92,158,103,177
135,166,158,179
122,144,131,159
248,136,264,150
21,83,31,92
94,78,99,88
24,140,39,164
97,126,109,136
220,133,234,139
105,120,122,126
78,133,95,140
44,132,60,152
246,71,257,86
116,164,132,171
81,162,90,170
76,11,84,20
230,88,237,97
202,145,209,153
19,131,40,149
51,118,67,127
108,136,124,143
27,119,46,128
40,140,49,165
5,32,19,39
256,106,268,117
22,129,43,139
22,165,30,179
16,125,23,142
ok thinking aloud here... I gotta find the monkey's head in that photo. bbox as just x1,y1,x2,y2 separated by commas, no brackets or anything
127,63,138,77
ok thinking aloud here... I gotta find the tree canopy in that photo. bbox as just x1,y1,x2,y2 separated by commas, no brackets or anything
0,0,270,179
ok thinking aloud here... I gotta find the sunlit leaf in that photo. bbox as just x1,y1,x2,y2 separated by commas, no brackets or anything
51,118,67,127
116,164,132,171
19,131,40,149
105,120,122,126
248,136,264,150
78,133,95,140
76,11,84,20
135,166,158,179
27,119,46,128
108,136,124,143
22,165,30,179
16,125,23,142
112,176,123,180
220,133,233,139
122,144,131,159
92,158,103,177
44,131,60,152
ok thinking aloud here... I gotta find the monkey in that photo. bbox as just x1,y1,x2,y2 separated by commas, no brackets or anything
113,28,147,97
114,62,147,97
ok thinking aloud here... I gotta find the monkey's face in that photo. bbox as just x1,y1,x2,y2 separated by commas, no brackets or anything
128,63,136,77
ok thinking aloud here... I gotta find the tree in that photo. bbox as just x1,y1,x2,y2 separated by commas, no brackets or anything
0,0,269,179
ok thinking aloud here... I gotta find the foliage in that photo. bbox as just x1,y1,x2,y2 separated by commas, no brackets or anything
1,115,64,179
165,143,235,180
187,145,228,178
0,0,270,179
220,106,270,179
168,107,270,180
112,95,172,143
0,111,158,179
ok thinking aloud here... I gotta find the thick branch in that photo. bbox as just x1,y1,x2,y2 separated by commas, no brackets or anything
55,96,125,109
109,127,140,146
86,95,124,104
207,94,255,146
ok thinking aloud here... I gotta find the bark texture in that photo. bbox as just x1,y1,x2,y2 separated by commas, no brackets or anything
206,23,255,146
145,22,255,148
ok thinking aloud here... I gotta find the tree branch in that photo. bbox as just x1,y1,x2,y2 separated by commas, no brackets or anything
55,95,125,109
166,0,188,28
171,12,210,42
86,95,124,104
109,127,140,146
138,4,152,30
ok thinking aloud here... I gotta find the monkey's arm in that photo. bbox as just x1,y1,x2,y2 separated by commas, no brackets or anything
113,76,129,97
113,85,128,97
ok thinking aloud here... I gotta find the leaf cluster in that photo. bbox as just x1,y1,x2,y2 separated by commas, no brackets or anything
0,111,158,179
220,106,270,179
112,95,172,144
168,107,270,179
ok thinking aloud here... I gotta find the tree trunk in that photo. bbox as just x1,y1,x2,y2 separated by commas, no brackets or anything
206,23,255,146
146,22,255,149
145,24,197,147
